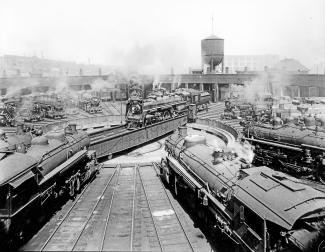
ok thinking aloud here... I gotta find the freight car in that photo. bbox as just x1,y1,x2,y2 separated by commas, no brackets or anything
161,127,325,252
243,120,325,183
0,124,100,243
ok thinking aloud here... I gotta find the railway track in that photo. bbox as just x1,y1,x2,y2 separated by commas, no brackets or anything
22,163,212,251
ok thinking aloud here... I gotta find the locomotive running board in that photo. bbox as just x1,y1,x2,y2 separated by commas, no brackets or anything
167,156,202,190
243,137,302,152
39,150,88,185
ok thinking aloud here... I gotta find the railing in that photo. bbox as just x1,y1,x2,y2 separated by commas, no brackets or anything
196,118,240,140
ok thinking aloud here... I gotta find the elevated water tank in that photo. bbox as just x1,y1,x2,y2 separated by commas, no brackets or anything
201,35,224,71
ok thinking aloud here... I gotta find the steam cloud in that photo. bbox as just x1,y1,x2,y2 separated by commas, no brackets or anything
231,71,294,103
227,140,255,164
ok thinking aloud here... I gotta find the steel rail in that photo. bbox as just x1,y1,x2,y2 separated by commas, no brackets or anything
153,162,195,252
99,166,122,251
137,164,164,252
130,164,137,251
69,167,119,251
39,168,116,251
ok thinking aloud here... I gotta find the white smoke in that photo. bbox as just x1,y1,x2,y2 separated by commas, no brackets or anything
90,78,115,91
239,71,294,103
226,140,255,164
4,78,41,98
54,77,69,94
241,73,270,103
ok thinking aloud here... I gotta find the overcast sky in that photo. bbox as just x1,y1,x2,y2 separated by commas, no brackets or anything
1,0,324,73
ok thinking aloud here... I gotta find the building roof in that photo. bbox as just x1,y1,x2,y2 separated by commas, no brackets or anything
273,58,309,73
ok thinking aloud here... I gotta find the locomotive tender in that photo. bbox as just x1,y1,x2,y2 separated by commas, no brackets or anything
243,121,325,183
0,124,100,241
162,127,325,252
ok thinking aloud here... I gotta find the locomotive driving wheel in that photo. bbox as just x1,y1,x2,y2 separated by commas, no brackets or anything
75,176,81,193
69,178,75,197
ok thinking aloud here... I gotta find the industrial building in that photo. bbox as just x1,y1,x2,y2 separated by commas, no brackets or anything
156,34,325,101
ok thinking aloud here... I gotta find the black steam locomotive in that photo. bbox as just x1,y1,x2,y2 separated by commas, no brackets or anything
243,120,325,183
162,127,325,252
125,87,209,128
0,124,100,242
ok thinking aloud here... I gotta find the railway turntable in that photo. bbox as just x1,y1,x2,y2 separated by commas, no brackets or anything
21,163,215,252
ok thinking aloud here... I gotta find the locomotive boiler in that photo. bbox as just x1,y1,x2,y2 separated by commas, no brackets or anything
243,121,325,183
162,127,325,252
0,124,100,243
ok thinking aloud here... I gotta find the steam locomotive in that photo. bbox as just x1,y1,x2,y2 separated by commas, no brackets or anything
243,120,325,183
161,127,325,252
78,97,102,114
222,98,272,122
0,102,16,126
125,87,210,128
0,124,100,242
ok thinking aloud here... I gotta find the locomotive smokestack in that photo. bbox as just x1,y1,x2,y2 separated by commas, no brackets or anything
178,126,187,137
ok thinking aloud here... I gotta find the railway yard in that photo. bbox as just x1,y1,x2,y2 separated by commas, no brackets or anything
1,91,325,252
19,114,231,251
2,1,325,250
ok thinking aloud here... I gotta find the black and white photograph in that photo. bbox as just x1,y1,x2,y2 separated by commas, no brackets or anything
1,0,325,251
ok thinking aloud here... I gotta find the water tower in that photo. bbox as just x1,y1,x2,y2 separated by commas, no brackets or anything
201,35,224,73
